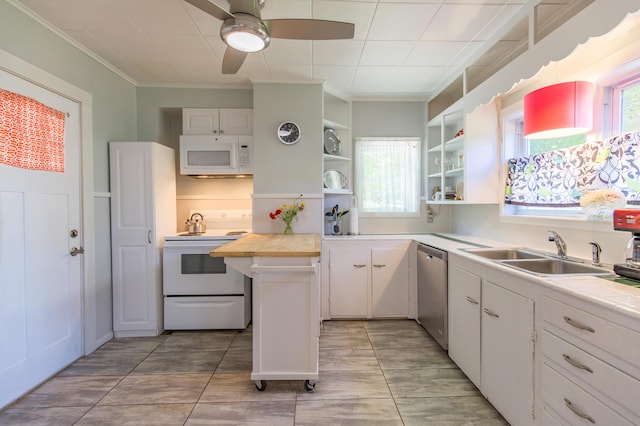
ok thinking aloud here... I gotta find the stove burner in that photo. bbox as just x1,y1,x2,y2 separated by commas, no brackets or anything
226,231,248,236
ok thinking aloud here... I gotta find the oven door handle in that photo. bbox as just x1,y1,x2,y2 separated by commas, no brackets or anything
250,264,318,274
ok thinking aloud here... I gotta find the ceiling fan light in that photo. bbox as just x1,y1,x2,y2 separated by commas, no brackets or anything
221,15,270,53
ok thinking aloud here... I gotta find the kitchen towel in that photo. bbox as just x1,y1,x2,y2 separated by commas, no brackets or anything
349,207,359,235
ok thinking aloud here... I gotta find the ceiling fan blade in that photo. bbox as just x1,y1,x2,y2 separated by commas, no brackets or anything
265,19,355,40
222,47,248,74
184,0,234,21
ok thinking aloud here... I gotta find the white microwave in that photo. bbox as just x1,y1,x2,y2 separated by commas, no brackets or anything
179,135,252,176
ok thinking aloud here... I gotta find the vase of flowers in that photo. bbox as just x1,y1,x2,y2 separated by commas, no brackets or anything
269,194,305,234
580,188,626,221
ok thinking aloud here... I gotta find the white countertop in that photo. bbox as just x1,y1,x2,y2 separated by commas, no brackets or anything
324,232,640,322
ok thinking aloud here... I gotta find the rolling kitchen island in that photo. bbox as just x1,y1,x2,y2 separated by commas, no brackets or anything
210,233,321,391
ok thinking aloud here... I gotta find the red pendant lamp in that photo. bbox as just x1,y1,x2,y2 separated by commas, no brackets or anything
523,81,594,139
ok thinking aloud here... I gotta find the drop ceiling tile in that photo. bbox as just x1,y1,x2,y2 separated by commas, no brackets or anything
10,0,561,97
234,54,271,80
263,40,312,64
268,63,313,81
312,40,365,66
184,1,223,36
312,1,378,41
368,3,440,41
442,0,522,4
396,66,446,84
421,4,506,41
149,34,214,63
63,30,144,79
405,41,470,67
111,0,199,34
359,41,415,66
19,0,135,32
261,0,312,19
353,66,400,85
473,4,523,41
90,30,165,61
313,65,356,92
127,55,189,82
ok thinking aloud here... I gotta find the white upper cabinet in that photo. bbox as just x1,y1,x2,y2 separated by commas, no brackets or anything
426,97,500,204
183,108,253,135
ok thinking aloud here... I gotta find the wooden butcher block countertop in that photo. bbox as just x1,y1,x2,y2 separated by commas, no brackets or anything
210,233,321,257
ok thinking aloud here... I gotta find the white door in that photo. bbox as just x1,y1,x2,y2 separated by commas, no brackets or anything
0,69,82,408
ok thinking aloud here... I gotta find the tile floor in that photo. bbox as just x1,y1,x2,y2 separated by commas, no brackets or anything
0,320,508,425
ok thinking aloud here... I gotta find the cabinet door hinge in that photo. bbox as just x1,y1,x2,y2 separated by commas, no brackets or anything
531,406,536,420
531,329,537,343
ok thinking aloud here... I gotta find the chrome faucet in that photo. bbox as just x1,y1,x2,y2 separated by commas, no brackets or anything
589,241,602,266
548,230,567,259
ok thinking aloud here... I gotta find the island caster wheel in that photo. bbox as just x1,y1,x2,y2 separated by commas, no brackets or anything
255,380,267,391
303,380,316,392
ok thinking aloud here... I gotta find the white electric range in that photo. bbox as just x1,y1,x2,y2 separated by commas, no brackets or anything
163,210,252,330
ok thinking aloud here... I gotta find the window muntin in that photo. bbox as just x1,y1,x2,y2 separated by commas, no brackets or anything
354,137,421,216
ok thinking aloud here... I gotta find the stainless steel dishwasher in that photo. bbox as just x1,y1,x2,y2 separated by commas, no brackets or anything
417,243,448,350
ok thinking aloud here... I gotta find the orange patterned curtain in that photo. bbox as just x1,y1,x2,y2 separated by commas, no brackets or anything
0,89,65,172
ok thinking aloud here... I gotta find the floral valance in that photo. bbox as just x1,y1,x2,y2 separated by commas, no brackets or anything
505,131,640,206
0,88,65,172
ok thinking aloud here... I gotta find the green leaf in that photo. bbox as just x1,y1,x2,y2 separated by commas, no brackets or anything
626,179,640,191
539,187,551,197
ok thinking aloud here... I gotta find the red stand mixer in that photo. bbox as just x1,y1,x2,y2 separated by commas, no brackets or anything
613,209,640,280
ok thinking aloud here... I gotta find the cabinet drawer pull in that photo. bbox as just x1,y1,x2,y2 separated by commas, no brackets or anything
563,316,595,333
564,398,596,424
465,296,479,305
562,353,593,373
483,308,499,318
353,264,367,268
373,264,386,268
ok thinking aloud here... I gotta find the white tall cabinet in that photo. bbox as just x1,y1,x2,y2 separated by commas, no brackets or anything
110,142,176,337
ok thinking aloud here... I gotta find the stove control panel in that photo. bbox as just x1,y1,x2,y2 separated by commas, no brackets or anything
613,209,640,231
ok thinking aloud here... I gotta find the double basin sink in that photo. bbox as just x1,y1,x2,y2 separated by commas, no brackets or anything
462,247,614,277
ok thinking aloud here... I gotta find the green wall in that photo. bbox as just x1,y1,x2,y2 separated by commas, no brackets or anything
0,0,137,192
253,82,323,194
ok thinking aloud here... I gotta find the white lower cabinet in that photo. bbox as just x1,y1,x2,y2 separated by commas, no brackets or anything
541,292,640,425
481,279,534,426
371,247,410,317
328,247,369,317
448,254,535,426
448,264,481,387
324,239,410,319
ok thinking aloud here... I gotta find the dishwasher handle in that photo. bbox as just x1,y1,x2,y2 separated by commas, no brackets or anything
417,243,448,261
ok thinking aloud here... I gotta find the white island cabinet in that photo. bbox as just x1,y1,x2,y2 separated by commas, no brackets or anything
210,233,321,392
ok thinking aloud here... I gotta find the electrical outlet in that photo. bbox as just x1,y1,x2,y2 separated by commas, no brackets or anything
426,205,434,223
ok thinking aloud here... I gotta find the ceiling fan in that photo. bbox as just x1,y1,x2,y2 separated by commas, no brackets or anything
185,0,355,74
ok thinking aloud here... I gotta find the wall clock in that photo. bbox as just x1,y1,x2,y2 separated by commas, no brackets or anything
277,121,301,145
